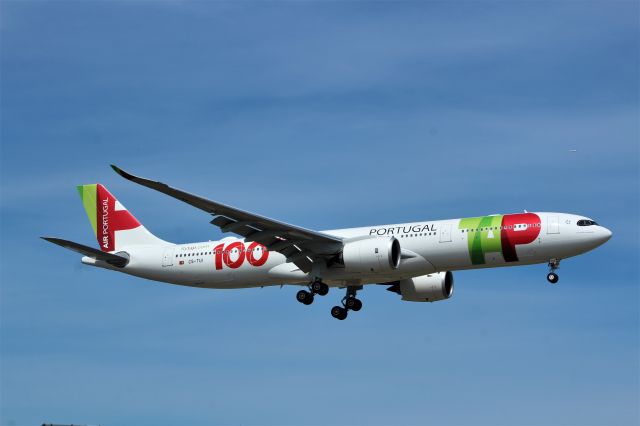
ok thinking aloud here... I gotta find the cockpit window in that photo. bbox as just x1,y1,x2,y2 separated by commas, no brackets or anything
577,219,598,226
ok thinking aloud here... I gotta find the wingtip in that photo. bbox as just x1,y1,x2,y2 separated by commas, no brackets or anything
110,164,123,175
111,164,134,180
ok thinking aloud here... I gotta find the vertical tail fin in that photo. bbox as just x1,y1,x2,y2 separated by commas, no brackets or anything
77,183,167,252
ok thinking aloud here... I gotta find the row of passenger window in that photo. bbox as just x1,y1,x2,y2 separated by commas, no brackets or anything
176,252,212,258
399,232,436,238
175,247,264,257
461,223,541,233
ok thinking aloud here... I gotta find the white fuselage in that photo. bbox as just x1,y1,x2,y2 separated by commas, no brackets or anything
82,212,611,289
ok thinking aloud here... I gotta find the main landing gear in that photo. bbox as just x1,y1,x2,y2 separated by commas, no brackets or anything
547,259,560,284
331,286,363,321
296,280,363,320
295,278,329,305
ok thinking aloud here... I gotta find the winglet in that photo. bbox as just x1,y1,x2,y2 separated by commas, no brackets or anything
111,164,133,180
110,164,171,190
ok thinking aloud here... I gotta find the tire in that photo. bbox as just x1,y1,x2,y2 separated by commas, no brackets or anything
312,281,329,296
547,273,559,284
296,290,314,305
317,283,329,296
331,306,348,320
349,298,362,311
345,297,362,311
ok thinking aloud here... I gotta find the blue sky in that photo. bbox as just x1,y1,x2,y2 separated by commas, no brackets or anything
1,1,638,425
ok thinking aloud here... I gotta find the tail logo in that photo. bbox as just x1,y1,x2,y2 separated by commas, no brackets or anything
101,197,110,249
96,185,140,251
78,184,141,252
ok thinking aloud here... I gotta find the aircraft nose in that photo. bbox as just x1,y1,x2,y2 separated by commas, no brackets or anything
596,227,613,245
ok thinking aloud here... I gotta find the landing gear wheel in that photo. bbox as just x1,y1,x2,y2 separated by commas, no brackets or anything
345,297,362,311
311,281,329,296
296,290,314,305
547,259,560,284
331,306,348,320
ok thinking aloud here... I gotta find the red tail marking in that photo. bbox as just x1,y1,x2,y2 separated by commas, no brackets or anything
96,184,141,252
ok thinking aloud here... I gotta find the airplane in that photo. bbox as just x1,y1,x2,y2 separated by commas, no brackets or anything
43,165,613,320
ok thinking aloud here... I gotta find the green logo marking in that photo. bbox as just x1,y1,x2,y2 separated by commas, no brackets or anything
459,215,504,265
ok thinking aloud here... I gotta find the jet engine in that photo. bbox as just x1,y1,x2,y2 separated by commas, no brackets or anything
387,271,454,302
342,237,401,274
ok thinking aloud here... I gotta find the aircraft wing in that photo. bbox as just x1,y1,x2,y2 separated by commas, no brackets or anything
111,165,343,273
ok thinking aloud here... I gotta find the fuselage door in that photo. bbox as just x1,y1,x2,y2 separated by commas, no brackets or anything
547,216,560,234
439,223,452,242
162,247,174,267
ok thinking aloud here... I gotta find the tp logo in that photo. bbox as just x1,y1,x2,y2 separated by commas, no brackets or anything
459,213,541,264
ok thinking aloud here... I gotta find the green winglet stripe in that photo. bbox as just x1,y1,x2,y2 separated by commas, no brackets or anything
77,184,98,236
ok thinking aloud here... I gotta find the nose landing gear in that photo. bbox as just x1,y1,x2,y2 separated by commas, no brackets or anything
297,281,363,320
331,286,363,320
547,259,560,284
296,278,329,305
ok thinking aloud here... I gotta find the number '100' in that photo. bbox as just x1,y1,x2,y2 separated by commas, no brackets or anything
213,242,269,270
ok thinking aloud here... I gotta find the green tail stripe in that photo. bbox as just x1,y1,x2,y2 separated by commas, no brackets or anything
77,184,98,236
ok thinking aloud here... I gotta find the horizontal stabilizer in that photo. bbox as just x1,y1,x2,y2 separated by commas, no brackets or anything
41,237,129,267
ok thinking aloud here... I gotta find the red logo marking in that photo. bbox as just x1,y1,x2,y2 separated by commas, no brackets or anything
246,242,269,266
501,213,541,262
213,242,269,270
223,242,245,269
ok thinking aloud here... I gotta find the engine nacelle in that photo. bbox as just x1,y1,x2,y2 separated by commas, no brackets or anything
390,272,454,302
342,237,401,274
